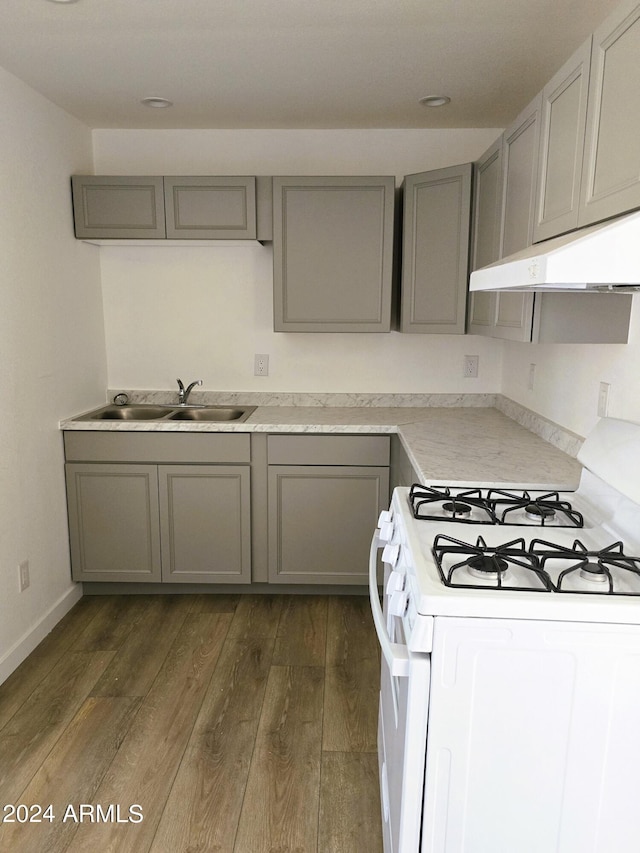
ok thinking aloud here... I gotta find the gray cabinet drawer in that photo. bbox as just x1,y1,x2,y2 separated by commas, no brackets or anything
267,435,390,466
64,431,251,464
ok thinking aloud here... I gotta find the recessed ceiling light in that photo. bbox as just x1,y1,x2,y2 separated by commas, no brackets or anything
141,97,173,109
419,95,451,108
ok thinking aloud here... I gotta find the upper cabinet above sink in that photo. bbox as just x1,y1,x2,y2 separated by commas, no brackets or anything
71,175,273,242
272,176,396,332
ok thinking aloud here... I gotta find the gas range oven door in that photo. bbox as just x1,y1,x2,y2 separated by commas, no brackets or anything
369,531,431,853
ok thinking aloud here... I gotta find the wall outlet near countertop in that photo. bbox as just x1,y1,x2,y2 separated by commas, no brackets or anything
463,355,479,378
254,354,269,377
19,560,30,592
528,363,536,391
598,382,610,417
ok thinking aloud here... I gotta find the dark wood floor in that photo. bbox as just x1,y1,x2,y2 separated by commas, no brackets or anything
0,593,383,853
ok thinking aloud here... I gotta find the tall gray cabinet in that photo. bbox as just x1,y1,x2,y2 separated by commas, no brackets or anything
579,0,640,225
399,164,472,334
272,176,396,332
467,138,503,335
534,39,592,242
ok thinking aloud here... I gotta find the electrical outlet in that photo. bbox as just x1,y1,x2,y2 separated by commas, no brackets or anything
463,355,479,378
598,382,610,417
254,354,269,377
19,560,30,592
528,363,536,391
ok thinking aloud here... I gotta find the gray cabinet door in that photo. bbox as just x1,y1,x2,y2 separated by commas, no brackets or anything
71,176,166,239
468,138,503,335
492,96,541,342
400,164,472,334
579,0,640,226
267,465,389,584
164,176,257,239
272,176,396,332
65,463,162,582
533,39,592,241
158,465,251,584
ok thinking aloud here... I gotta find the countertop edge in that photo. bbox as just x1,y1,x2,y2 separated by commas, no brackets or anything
60,403,583,491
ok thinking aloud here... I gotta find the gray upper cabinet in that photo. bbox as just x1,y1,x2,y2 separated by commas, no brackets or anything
491,96,541,342
71,176,166,239
400,164,472,335
533,39,592,242
467,138,503,335
164,176,257,239
272,176,396,332
579,0,640,226
72,175,261,240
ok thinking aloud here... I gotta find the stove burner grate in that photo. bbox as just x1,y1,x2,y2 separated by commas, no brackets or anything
530,538,640,595
410,484,497,524
487,490,584,528
432,534,553,591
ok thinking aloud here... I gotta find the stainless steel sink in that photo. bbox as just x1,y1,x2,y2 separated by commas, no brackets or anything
76,404,176,421
73,403,256,423
168,406,255,422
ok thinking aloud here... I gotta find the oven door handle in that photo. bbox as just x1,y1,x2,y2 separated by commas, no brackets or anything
369,532,410,677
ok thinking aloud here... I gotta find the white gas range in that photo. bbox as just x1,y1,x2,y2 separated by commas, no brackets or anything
369,417,640,853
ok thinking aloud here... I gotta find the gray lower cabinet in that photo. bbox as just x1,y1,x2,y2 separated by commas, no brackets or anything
400,164,472,334
272,176,396,332
71,175,260,240
158,465,251,583
579,0,640,226
391,435,420,490
66,463,162,582
64,432,251,583
266,435,390,584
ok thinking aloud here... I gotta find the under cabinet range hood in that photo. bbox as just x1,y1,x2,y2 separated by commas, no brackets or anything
469,209,640,292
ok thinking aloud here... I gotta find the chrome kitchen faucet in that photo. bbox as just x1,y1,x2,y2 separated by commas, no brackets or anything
177,378,203,406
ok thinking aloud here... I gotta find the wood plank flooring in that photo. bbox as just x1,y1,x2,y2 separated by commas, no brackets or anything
0,594,382,853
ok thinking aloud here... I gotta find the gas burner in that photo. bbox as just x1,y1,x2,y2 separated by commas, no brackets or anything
442,501,472,519
525,504,556,521
467,553,508,580
409,484,497,524
432,533,553,591
487,490,584,527
579,562,609,584
529,539,640,595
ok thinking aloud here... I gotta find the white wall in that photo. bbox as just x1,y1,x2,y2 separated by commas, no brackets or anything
501,296,640,438
0,66,107,682
93,129,503,395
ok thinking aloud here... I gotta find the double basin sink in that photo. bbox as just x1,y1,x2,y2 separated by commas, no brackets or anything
74,403,256,423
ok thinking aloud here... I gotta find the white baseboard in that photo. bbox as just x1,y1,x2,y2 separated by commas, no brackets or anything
0,584,84,687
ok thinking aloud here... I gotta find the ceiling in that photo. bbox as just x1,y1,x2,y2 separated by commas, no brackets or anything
0,0,621,130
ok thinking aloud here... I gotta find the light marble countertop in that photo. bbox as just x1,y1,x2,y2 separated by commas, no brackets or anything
61,401,583,490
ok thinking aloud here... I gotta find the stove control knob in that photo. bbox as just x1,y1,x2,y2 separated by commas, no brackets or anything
389,590,409,618
386,570,405,595
381,543,400,567
378,520,395,543
378,510,393,527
